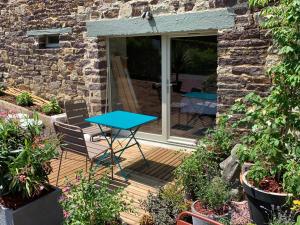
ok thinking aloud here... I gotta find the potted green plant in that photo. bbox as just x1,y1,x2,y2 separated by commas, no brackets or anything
175,116,233,200
42,98,62,116
59,170,131,225
174,146,219,201
191,177,232,225
141,183,189,225
0,113,62,225
231,0,300,222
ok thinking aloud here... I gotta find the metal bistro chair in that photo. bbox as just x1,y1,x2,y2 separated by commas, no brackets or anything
54,122,117,185
64,99,111,142
176,211,223,225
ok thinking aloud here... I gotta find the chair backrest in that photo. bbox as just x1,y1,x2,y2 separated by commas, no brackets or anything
53,121,88,157
64,99,90,128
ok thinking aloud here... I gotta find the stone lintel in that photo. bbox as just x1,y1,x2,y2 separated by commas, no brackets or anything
27,27,72,36
87,8,235,37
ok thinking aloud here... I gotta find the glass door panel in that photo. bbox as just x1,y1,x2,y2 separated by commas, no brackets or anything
109,36,162,135
170,36,218,139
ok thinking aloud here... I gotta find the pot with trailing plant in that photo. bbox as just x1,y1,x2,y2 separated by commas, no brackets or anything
191,177,232,225
231,0,300,223
233,91,299,225
0,113,62,225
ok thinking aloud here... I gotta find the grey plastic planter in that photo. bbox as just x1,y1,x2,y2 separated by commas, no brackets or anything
0,188,63,225
242,172,290,225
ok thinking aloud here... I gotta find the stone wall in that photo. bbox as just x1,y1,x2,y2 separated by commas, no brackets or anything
0,0,271,115
217,13,272,113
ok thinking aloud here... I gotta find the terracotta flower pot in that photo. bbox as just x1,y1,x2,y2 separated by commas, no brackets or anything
191,201,230,225
241,171,291,225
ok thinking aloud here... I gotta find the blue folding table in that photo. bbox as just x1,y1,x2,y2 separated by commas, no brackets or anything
85,110,158,180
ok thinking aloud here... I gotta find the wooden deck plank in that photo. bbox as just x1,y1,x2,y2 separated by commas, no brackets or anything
49,143,188,224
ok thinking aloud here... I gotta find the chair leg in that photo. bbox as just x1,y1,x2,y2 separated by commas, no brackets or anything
56,151,64,186
64,151,68,159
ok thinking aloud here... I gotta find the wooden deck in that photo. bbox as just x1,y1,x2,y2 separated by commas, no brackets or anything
49,143,188,225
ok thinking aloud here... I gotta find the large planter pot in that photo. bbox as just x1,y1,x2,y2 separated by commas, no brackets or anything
191,201,230,225
0,188,63,225
242,172,290,225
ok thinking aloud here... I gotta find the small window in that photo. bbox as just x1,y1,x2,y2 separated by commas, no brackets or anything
38,35,60,49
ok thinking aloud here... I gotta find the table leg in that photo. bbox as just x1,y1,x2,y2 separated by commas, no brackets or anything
129,129,148,165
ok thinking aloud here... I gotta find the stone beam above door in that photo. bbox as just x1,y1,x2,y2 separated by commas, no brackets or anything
87,8,235,37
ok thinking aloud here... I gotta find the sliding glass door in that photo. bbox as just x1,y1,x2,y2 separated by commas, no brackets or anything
109,36,162,135
108,34,217,145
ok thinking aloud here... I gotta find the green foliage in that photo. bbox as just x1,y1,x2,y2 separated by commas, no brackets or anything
202,115,234,160
174,146,219,197
198,177,231,211
175,116,233,198
0,114,58,198
8,139,58,198
232,0,300,197
42,98,62,115
268,211,296,225
141,183,188,225
0,84,6,96
60,170,130,225
16,92,33,106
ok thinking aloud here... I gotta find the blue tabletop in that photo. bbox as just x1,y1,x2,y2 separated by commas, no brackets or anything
184,92,217,101
85,110,158,130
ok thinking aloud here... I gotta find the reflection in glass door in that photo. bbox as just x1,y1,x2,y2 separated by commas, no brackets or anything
170,36,218,140
109,36,162,135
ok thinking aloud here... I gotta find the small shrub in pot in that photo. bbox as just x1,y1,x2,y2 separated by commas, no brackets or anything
141,183,188,225
192,177,232,224
60,170,131,225
42,98,62,115
174,145,220,200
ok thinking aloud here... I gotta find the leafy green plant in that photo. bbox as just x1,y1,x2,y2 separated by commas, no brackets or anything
60,170,130,225
174,146,219,198
231,0,300,197
42,98,62,115
16,92,33,106
0,114,58,202
202,115,234,161
197,177,231,211
141,183,188,225
8,139,58,198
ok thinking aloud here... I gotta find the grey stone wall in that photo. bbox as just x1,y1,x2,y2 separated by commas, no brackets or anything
0,0,271,115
